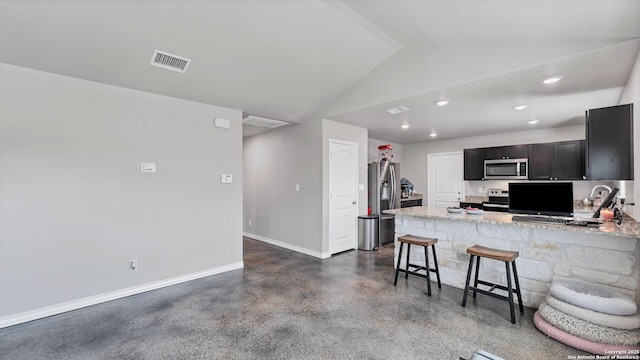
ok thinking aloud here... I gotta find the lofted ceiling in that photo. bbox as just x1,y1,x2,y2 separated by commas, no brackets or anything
1,0,639,143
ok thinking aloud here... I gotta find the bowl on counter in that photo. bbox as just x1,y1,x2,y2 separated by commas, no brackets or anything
464,207,484,215
447,207,464,213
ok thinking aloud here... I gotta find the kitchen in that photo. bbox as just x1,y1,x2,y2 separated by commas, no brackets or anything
376,100,640,355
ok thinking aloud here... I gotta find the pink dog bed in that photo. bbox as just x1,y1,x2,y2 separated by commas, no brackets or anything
533,311,640,355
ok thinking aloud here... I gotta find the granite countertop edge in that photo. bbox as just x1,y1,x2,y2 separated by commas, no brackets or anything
384,207,640,239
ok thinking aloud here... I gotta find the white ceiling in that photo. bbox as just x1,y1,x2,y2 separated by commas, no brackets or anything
1,0,639,143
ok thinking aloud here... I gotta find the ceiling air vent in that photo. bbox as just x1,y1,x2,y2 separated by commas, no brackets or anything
242,115,289,128
150,50,191,73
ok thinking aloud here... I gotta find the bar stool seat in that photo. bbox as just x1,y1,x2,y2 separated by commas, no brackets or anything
461,245,524,324
393,235,441,296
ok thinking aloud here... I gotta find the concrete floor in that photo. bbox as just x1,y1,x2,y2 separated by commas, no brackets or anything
0,237,589,359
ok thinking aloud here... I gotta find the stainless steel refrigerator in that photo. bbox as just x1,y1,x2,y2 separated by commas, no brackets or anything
368,161,401,246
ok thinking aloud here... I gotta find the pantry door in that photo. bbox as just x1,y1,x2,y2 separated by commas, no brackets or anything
329,140,358,254
427,152,464,208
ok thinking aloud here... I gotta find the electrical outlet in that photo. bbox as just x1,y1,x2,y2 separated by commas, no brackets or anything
249,220,252,226
129,259,138,270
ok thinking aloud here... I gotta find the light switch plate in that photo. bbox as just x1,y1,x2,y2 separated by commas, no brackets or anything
141,163,156,173
359,184,365,191
221,174,233,183
214,118,231,129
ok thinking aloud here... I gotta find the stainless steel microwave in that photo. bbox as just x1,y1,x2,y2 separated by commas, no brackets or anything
484,158,528,180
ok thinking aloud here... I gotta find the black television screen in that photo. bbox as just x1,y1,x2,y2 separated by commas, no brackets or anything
508,182,574,217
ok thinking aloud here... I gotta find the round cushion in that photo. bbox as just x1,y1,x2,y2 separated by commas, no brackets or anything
549,281,637,316
539,301,640,346
546,294,640,330
534,311,640,356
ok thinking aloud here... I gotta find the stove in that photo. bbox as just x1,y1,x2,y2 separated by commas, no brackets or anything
482,189,509,212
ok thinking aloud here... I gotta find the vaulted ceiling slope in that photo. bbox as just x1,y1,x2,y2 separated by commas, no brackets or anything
1,1,639,142
0,0,396,122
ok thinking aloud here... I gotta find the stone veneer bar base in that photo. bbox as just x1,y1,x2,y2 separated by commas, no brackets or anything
392,212,639,308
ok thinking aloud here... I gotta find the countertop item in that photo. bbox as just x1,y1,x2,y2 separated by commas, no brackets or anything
447,207,463,213
384,206,640,239
400,193,423,201
465,208,484,215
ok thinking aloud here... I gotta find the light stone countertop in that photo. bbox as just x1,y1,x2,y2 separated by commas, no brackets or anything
384,206,640,239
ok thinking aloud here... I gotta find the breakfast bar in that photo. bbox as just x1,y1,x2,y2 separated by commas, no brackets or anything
384,207,640,308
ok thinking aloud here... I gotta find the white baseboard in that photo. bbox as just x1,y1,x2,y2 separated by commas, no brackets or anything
0,261,244,329
244,232,331,259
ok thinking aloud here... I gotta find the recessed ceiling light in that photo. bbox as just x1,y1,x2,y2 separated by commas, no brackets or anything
385,106,410,114
401,124,410,129
513,105,528,111
435,100,449,106
528,119,540,125
429,132,438,137
542,76,563,84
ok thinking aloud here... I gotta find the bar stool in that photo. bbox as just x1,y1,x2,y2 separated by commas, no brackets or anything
393,234,441,296
461,245,524,324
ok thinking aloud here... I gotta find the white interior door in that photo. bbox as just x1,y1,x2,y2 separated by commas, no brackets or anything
329,140,358,254
428,152,464,208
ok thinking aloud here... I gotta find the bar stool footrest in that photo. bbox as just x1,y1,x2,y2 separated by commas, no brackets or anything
476,280,512,294
467,286,512,303
398,263,438,279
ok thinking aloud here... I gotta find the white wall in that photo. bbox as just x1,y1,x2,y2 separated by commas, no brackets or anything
243,121,324,256
0,63,243,324
402,125,585,202
322,119,368,254
619,47,640,218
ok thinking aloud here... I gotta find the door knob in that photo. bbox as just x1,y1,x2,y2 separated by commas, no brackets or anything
352,201,357,205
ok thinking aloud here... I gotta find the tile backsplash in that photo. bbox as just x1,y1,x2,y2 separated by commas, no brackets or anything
465,180,618,201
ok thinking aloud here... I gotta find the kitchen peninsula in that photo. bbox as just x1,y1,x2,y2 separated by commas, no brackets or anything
384,207,640,308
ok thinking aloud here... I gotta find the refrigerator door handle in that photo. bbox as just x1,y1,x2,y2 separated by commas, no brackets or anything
389,165,396,208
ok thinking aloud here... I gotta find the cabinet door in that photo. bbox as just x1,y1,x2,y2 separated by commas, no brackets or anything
464,148,486,180
503,145,528,159
485,145,528,159
587,104,634,180
528,143,554,180
554,140,583,180
484,147,503,160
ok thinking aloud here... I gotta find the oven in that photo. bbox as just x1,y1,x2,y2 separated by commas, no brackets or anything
482,189,509,212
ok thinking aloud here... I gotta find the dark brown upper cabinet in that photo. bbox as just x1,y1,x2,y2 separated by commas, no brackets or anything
528,143,554,180
586,103,634,180
464,148,486,180
528,140,585,181
554,140,585,180
484,145,528,160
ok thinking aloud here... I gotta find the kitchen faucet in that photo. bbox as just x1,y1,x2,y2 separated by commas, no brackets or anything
581,185,613,206
589,185,612,199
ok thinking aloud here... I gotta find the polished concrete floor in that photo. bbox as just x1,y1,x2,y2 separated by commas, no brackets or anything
0,237,588,359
